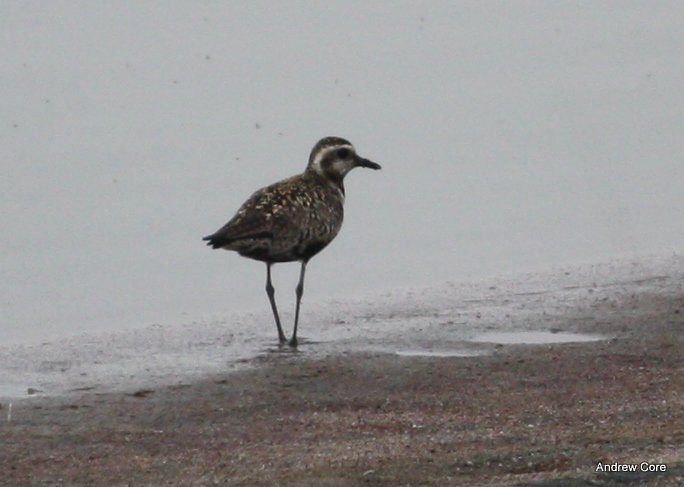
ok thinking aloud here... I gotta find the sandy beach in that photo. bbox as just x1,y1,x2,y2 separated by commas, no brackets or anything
1,266,682,487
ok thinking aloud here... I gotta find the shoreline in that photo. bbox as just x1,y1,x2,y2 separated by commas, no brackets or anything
2,253,681,402
2,282,682,486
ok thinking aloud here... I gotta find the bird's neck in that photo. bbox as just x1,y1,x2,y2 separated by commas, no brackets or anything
309,169,346,198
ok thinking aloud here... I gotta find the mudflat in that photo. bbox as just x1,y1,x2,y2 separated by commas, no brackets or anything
1,289,682,486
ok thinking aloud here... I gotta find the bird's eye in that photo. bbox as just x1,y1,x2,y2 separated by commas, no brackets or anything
337,148,350,158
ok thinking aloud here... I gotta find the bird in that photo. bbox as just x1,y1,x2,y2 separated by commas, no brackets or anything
203,137,381,347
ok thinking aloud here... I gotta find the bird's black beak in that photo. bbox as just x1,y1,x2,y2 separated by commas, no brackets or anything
355,156,381,170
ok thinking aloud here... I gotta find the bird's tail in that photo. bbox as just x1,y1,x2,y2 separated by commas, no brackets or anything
203,229,272,249
202,233,229,249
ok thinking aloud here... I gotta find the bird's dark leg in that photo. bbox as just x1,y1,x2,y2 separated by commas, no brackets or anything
290,261,307,347
265,263,287,344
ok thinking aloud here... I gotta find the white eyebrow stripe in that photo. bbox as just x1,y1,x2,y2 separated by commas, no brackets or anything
312,144,354,167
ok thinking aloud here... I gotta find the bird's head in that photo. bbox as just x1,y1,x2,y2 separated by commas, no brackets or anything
306,137,381,182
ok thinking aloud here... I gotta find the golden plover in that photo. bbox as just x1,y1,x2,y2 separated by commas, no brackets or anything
203,137,381,347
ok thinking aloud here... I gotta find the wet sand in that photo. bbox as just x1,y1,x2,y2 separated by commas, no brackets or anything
1,286,683,486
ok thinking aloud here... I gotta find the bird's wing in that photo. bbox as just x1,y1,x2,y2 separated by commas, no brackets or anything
203,179,307,248
203,192,273,245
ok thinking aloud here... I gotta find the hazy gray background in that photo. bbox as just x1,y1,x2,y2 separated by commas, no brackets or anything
2,1,683,344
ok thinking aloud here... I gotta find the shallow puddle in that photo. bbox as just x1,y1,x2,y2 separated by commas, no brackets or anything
0,383,31,399
395,349,486,358
470,331,607,345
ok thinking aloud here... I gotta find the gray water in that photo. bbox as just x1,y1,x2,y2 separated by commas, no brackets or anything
2,4,683,347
